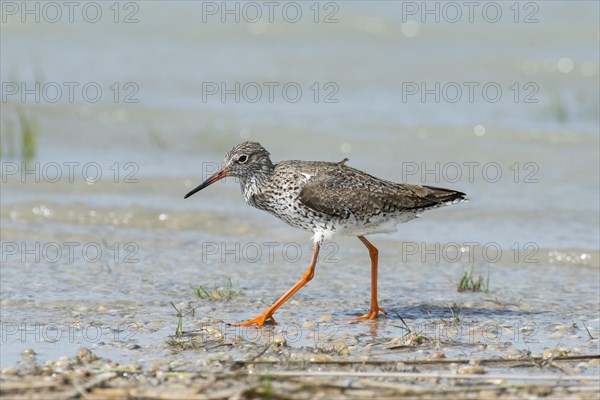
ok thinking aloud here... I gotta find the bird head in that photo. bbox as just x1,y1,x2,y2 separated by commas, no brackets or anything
184,141,273,199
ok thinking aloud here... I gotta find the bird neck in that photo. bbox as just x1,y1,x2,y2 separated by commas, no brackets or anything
240,162,274,203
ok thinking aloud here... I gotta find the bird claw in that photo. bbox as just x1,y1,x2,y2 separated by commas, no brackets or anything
350,307,387,321
231,314,276,327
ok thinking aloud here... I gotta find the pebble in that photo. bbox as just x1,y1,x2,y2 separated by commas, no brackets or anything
543,349,567,359
55,356,73,370
204,326,225,340
457,365,485,375
1,366,18,375
148,364,160,373
431,352,446,359
21,349,36,357
318,315,333,322
588,359,600,366
271,335,287,346
76,347,98,363
303,321,316,330
505,348,521,357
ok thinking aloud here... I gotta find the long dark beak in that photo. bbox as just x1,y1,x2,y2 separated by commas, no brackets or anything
184,168,229,199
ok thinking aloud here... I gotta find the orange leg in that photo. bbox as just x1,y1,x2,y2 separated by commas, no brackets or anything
232,243,321,327
352,236,387,320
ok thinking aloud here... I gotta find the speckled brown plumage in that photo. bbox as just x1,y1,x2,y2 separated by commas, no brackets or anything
184,141,468,326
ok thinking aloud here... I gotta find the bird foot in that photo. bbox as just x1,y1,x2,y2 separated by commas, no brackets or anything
230,313,276,327
350,306,387,321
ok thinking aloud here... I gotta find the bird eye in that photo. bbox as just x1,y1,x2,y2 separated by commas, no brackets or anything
237,155,248,163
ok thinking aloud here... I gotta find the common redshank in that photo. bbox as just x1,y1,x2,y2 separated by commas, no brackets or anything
185,142,467,327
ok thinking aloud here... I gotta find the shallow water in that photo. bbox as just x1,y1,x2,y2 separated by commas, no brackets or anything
1,1,599,373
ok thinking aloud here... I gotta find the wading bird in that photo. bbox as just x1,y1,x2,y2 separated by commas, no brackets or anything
185,142,467,327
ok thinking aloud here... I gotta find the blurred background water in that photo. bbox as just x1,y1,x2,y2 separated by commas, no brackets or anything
1,1,599,368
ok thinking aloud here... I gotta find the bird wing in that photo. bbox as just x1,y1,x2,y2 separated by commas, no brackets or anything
298,167,465,218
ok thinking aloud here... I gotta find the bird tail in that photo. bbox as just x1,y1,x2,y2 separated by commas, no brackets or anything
423,185,468,205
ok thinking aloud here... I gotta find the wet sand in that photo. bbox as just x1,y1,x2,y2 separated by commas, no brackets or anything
2,214,599,398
